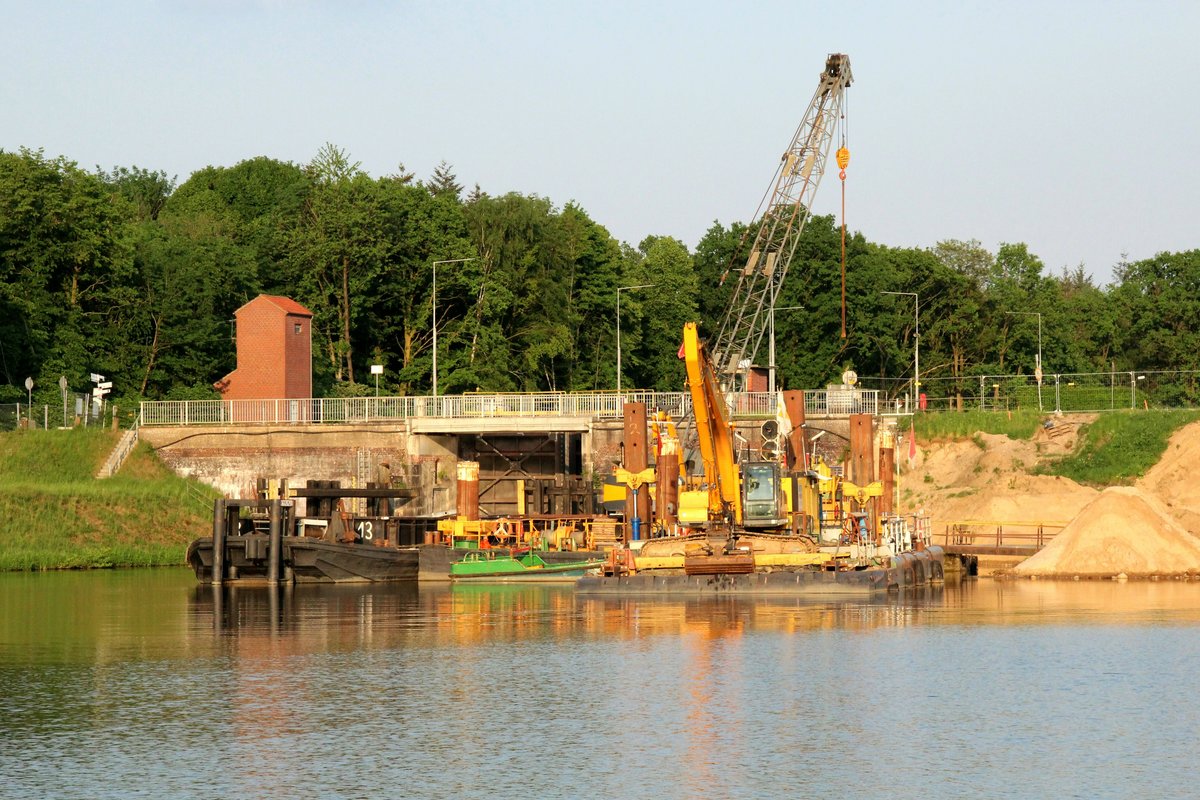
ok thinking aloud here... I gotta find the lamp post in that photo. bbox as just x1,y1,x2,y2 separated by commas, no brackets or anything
431,258,476,398
769,305,804,394
616,283,655,392
1130,372,1145,409
1007,311,1043,411
881,291,919,411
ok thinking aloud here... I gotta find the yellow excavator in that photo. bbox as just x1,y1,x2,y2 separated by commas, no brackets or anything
679,321,789,532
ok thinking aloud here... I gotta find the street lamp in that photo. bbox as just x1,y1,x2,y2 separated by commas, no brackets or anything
769,305,804,394
881,291,919,411
1130,372,1145,409
1007,311,1043,411
432,258,476,397
616,283,655,392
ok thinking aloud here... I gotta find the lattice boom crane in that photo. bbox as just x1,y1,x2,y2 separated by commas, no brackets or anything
711,53,852,387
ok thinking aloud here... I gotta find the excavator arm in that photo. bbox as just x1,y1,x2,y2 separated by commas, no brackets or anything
682,322,741,525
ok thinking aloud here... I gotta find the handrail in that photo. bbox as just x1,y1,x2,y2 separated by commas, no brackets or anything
940,520,1068,550
96,418,140,478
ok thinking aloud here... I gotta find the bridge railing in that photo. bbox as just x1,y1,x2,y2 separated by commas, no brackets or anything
939,520,1068,552
139,389,881,427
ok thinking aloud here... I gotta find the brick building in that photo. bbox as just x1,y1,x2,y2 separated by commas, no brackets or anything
214,295,313,420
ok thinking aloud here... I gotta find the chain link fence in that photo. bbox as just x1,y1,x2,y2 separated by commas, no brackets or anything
0,394,104,431
859,370,1200,413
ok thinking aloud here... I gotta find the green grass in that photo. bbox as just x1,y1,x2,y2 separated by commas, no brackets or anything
1037,410,1200,486
913,409,1043,441
0,429,218,571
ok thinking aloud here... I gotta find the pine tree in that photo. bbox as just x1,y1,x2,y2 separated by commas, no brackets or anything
427,160,463,199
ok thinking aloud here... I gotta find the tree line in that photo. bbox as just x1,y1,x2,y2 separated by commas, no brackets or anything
1,144,1198,409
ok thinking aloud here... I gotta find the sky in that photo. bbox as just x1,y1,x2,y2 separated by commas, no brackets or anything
3,0,1198,286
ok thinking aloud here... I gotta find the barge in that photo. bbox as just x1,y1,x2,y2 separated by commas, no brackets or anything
188,483,610,585
577,539,945,594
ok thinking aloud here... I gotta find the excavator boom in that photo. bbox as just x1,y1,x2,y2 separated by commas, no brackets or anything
682,322,741,523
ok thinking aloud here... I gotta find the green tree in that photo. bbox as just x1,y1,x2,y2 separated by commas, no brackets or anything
286,144,386,387
0,148,135,402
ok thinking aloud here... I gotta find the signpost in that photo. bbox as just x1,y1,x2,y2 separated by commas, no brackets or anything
90,374,110,424
24,377,33,426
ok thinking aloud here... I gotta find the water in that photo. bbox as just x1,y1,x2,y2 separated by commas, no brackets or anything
2,570,1199,799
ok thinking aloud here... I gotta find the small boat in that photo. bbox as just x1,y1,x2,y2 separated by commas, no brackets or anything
450,549,604,582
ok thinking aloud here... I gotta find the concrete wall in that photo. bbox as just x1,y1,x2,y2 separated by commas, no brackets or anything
141,414,870,515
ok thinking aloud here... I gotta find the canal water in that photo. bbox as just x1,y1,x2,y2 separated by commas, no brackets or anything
2,570,1198,799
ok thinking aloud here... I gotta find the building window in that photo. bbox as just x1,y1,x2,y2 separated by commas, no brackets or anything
294,323,302,334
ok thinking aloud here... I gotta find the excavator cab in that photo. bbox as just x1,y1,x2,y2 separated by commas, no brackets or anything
739,461,787,529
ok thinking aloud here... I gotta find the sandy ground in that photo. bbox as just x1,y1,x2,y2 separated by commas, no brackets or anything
899,417,1200,578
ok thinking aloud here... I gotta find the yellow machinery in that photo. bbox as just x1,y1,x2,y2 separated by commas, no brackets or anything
681,322,788,531
673,55,854,535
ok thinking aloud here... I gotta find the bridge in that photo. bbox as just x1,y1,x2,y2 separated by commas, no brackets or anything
136,389,889,519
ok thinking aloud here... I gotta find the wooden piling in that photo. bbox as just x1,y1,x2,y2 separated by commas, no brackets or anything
211,498,226,585
267,498,283,585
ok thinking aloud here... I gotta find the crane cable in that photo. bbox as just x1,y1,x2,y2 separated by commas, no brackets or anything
836,99,850,340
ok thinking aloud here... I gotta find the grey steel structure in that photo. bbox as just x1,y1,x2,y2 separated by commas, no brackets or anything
711,53,852,388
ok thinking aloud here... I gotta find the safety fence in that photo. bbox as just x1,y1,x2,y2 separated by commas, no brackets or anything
139,389,882,427
0,395,101,431
861,369,1200,413
937,520,1068,553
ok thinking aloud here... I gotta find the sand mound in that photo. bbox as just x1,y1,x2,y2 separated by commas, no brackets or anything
1137,420,1200,535
934,474,1096,528
902,428,1098,537
1014,487,1200,577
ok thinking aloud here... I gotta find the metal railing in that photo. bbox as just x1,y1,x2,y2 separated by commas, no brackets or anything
139,389,882,427
96,418,140,478
939,520,1068,552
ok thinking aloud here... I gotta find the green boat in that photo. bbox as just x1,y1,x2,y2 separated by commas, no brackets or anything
450,550,605,582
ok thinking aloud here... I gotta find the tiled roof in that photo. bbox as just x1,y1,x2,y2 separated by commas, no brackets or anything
237,294,314,317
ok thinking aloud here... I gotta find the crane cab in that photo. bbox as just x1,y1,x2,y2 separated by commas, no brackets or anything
740,461,787,529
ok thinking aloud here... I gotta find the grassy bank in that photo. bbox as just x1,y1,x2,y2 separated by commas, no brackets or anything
0,429,217,571
1038,410,1200,486
913,409,1043,441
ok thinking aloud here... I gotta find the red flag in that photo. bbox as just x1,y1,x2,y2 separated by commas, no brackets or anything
908,430,917,460
677,340,686,359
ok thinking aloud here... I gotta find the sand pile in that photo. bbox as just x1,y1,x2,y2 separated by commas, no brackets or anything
902,429,1098,534
934,474,1096,528
1137,420,1200,535
1014,487,1200,577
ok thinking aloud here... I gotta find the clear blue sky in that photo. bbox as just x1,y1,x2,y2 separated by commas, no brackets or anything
3,1,1197,285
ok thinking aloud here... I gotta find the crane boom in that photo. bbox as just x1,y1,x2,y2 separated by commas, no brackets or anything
711,53,852,387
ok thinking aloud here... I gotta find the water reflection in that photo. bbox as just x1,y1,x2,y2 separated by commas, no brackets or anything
5,572,1200,799
182,577,1200,651
187,581,959,645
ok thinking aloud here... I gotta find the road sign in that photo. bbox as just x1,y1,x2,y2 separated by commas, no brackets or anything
90,373,105,383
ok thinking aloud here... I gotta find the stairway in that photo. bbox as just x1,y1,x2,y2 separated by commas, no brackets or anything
96,425,139,478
